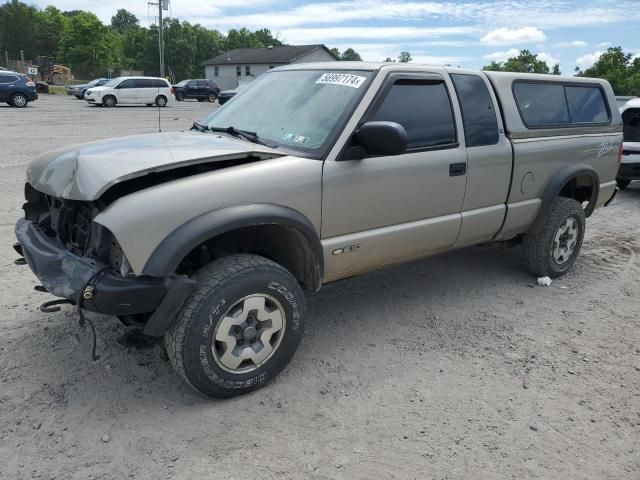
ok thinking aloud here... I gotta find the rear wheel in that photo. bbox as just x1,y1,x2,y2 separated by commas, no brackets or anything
165,254,305,398
155,95,167,107
522,197,585,278
616,179,631,189
102,95,117,107
176,91,184,101
10,93,28,108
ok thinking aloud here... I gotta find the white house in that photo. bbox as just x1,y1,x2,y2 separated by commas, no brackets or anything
202,44,337,90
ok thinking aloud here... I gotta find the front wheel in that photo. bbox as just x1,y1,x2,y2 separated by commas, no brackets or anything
175,92,184,101
616,179,631,189
207,93,217,103
165,254,305,398
102,95,117,107
10,93,28,108
521,197,586,278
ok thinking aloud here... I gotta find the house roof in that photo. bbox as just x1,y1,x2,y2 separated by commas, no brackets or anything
202,44,335,66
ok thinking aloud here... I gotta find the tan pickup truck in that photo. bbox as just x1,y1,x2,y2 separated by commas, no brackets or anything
15,63,622,398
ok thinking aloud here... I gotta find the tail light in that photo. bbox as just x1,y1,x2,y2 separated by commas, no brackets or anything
618,143,623,164
171,87,175,95
26,80,35,87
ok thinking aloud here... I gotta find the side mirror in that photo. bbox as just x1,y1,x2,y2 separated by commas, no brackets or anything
355,121,408,157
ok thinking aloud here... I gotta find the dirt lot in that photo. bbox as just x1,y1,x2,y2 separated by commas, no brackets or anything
0,95,639,480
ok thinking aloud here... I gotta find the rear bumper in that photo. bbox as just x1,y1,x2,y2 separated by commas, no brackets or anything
617,155,640,180
15,218,175,316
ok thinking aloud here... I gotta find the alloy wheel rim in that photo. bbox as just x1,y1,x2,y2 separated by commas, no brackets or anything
552,217,579,264
14,95,26,107
211,294,286,374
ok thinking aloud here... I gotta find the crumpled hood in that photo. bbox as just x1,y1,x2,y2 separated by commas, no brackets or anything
27,131,282,201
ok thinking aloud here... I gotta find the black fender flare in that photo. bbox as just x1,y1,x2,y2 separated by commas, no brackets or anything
530,163,599,233
142,203,323,290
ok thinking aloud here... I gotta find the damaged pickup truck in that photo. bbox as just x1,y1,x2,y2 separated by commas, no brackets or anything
15,63,622,398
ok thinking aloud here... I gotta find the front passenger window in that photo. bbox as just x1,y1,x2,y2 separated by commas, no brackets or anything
370,79,457,149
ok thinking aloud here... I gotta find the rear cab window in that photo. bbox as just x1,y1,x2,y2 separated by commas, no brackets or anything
369,78,457,150
451,73,499,147
513,81,610,128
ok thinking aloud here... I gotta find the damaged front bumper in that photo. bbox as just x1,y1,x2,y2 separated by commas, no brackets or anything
15,218,194,329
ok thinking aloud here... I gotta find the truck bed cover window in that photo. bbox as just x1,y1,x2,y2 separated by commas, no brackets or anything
565,86,608,123
513,81,610,128
370,79,456,149
513,82,569,127
451,74,499,147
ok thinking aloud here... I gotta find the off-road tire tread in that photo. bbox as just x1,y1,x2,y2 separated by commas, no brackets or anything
165,254,301,396
522,197,585,278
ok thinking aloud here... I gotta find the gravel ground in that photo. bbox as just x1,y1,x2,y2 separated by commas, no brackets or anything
0,95,639,480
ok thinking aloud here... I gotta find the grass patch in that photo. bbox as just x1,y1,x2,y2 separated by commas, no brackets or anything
48,86,67,95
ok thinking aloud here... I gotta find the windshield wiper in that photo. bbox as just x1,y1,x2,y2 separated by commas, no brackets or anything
191,122,275,148
191,121,210,132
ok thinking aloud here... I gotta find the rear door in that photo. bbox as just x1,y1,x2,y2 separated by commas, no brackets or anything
449,73,512,246
139,78,157,103
186,80,200,98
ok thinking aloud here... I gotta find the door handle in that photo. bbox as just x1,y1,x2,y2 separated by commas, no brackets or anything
449,162,467,177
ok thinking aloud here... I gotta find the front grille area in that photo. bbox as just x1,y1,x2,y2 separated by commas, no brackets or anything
24,184,99,256
48,195,95,255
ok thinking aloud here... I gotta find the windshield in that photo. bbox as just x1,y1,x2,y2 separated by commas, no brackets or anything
103,77,122,87
201,69,372,155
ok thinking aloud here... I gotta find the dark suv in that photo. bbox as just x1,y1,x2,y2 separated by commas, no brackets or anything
173,79,220,102
0,72,38,107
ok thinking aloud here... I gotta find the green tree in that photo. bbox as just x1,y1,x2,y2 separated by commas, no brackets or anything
111,9,139,33
583,47,640,95
252,28,283,48
0,0,40,58
225,28,261,50
482,50,550,74
58,11,120,77
329,47,340,59
383,56,395,62
36,6,67,58
552,64,561,75
340,48,362,61
398,51,412,63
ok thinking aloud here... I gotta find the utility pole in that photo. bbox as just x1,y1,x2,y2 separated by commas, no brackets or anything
149,0,168,78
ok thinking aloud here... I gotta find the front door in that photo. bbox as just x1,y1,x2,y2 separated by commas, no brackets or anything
321,73,467,281
115,79,136,103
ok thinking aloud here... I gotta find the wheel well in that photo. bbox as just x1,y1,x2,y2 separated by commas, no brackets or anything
176,224,321,291
558,174,595,210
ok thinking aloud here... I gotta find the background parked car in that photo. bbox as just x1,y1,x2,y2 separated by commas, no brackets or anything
0,71,37,107
173,79,220,102
217,81,251,105
617,98,640,189
85,77,173,107
67,78,109,99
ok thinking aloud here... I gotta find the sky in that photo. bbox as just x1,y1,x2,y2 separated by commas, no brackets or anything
31,0,640,73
